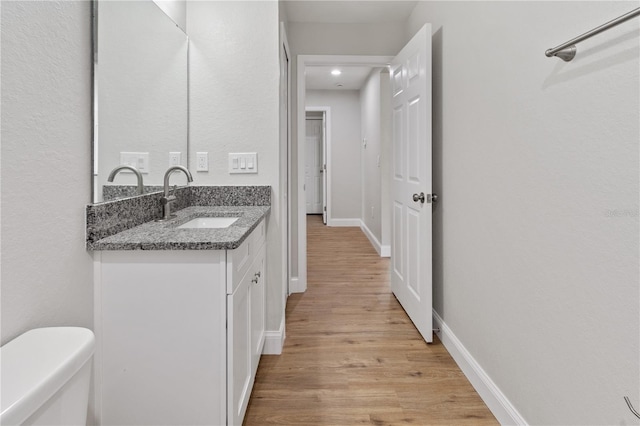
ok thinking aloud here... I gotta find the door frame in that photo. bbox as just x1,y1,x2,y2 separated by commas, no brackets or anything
293,55,393,294
305,106,330,223
280,23,291,305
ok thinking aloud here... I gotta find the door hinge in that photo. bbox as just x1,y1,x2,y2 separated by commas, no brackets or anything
324,206,326,211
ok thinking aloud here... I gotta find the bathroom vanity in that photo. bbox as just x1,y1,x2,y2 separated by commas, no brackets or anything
89,193,270,426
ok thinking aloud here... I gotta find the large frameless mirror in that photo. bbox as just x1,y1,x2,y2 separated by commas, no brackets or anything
92,0,188,203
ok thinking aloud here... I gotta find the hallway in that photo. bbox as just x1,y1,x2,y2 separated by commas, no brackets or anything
244,215,497,425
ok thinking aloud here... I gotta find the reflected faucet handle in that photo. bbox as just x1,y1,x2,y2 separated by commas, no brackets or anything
106,165,144,195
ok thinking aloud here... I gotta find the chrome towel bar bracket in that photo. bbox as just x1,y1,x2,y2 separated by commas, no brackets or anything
546,7,640,61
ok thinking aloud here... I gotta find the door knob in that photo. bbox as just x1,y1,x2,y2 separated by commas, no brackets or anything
413,192,438,204
412,192,425,203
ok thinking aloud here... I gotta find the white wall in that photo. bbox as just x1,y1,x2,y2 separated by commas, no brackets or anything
360,69,385,245
1,1,94,344
306,90,362,222
408,2,639,424
359,68,392,254
379,70,391,251
187,1,285,334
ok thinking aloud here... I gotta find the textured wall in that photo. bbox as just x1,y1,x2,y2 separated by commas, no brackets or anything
306,90,362,221
187,1,285,332
1,1,94,344
408,2,639,424
360,70,382,240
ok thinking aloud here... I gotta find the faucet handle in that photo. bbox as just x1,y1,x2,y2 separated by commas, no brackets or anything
161,195,176,206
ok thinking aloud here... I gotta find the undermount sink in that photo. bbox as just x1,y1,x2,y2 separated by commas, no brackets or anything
177,217,239,229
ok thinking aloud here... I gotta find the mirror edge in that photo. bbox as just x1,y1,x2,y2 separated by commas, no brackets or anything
89,0,190,204
91,0,98,204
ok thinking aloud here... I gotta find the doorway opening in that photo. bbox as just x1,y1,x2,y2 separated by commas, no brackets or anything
292,55,393,294
305,108,329,225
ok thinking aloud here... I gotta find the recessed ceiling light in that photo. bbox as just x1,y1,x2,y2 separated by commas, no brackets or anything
331,69,342,76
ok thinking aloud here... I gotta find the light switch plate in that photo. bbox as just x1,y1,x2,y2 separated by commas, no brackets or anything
229,153,258,174
120,152,149,173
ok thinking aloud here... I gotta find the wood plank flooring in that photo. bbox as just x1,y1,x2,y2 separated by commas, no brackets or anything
244,215,498,425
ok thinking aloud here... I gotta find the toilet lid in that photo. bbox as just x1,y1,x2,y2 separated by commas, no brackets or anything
0,327,94,425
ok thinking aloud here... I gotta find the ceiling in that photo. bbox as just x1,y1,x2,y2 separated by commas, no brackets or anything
282,1,418,24
288,1,414,90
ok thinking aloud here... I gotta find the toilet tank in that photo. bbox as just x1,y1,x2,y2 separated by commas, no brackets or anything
0,327,95,426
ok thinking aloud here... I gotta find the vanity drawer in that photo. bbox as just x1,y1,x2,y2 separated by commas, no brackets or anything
227,219,265,294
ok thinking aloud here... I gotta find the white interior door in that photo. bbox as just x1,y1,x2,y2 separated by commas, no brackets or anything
305,118,323,214
390,24,433,343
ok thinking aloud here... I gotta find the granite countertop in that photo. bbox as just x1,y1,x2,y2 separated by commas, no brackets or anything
89,206,270,250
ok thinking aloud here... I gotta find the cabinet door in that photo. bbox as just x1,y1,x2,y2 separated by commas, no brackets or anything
99,250,227,426
227,269,252,426
250,245,266,375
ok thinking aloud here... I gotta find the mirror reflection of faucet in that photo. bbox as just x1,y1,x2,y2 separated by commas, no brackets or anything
158,165,194,221
107,165,144,195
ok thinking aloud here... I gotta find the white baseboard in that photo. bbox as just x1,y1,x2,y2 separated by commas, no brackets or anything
360,220,384,257
263,316,286,355
432,311,527,426
328,218,361,227
380,245,390,257
289,276,306,294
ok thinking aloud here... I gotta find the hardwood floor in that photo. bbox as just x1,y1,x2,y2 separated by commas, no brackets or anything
244,215,498,425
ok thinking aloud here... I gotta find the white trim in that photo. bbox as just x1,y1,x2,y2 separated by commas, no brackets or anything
296,55,395,296
289,277,305,294
380,245,391,257
328,218,361,227
360,220,385,257
262,315,286,355
280,22,292,302
296,55,308,295
300,55,394,67
92,252,103,425
432,311,528,426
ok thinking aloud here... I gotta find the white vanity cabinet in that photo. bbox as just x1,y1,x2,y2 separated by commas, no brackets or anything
94,219,266,426
226,226,266,425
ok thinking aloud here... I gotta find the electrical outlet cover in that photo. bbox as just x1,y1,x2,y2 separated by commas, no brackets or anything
196,152,208,172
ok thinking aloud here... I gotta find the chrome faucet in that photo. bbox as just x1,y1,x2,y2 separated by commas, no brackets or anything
107,165,144,195
160,165,193,220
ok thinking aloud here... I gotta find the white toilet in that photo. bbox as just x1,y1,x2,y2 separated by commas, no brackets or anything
0,327,95,425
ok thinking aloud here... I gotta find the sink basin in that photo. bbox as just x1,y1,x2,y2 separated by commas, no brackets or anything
177,217,239,229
